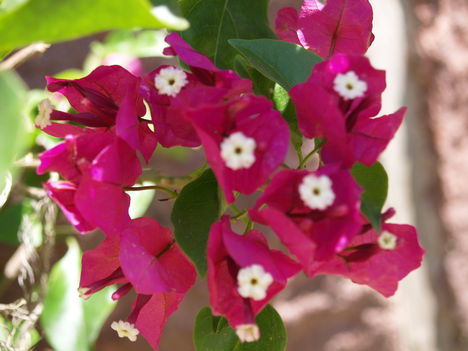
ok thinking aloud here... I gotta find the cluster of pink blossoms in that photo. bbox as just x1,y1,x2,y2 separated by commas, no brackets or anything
36,0,424,349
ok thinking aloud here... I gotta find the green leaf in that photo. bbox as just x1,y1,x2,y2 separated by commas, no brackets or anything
194,305,287,351
229,39,322,91
180,0,275,69
0,70,27,189
171,169,219,278
0,50,10,60
194,308,238,351
273,84,302,154
41,238,116,351
0,0,188,52
233,55,274,98
0,203,23,245
351,162,389,231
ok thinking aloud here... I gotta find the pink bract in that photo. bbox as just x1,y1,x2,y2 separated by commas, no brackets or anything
74,175,131,237
44,181,95,234
38,124,143,235
275,7,300,45
119,218,196,295
79,217,195,350
250,167,362,268
131,293,185,350
141,33,252,148
38,126,115,183
308,223,425,297
46,65,156,161
276,0,374,58
207,216,300,328
187,95,290,203
290,54,404,168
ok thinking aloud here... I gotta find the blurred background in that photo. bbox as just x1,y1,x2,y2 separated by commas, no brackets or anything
1,0,468,350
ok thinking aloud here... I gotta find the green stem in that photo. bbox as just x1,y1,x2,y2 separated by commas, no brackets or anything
298,145,322,169
244,219,254,233
229,204,249,224
138,170,193,189
125,185,178,198
231,210,248,221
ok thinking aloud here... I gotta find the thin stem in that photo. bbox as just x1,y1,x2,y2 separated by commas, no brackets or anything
125,185,178,198
230,210,248,221
298,144,322,169
229,204,249,224
244,219,254,233
0,43,50,70
138,170,193,189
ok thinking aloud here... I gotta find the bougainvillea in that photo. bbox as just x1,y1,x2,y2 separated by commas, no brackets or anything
34,0,425,349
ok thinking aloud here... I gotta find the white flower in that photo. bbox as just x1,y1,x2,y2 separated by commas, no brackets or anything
299,174,335,210
35,98,53,128
236,324,260,342
154,66,188,97
333,71,368,100
111,320,139,342
237,264,273,301
378,231,398,250
220,132,256,170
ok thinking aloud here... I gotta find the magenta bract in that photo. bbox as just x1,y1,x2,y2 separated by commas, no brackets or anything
38,126,115,183
80,217,195,350
276,0,374,58
141,34,252,148
119,218,196,295
290,54,404,168
131,293,185,350
187,95,290,203
207,216,300,328
46,65,155,161
275,7,301,45
44,181,96,234
250,167,362,268
74,175,131,237
308,223,425,297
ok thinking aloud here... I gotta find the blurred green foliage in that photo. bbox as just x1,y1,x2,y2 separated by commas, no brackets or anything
0,0,188,51
41,238,117,351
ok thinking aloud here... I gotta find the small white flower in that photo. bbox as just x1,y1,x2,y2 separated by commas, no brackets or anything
220,132,256,170
35,98,53,128
154,66,188,97
299,174,335,210
378,231,398,250
78,287,91,300
111,320,139,342
236,324,260,343
237,264,273,301
333,71,368,100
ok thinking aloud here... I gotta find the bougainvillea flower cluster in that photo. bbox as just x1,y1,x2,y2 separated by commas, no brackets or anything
35,0,425,349
290,54,405,168
207,216,300,341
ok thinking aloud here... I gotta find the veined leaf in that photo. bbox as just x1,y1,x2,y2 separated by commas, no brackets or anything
180,0,275,70
351,162,388,231
229,39,322,91
194,305,287,351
